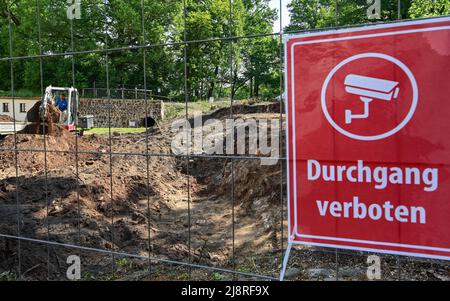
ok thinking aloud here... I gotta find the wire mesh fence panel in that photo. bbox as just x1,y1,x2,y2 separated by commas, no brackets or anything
0,0,449,282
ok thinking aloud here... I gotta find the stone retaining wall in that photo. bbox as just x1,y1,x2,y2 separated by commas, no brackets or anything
78,98,165,128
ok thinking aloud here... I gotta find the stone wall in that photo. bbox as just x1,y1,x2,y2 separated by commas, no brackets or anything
79,98,165,128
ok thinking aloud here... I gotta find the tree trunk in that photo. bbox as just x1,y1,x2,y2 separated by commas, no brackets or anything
231,69,239,100
207,66,219,99
218,81,223,99
200,81,204,100
254,78,259,99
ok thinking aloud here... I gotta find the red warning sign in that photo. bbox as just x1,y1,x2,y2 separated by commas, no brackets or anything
285,17,450,259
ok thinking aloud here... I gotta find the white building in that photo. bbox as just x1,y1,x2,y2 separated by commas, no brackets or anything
0,98,39,122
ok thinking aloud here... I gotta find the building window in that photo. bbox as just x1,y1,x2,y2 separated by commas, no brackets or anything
20,103,26,113
2,103,9,113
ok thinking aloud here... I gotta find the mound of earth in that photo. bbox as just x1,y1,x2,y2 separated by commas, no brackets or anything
23,101,61,136
19,123,67,137
0,115,15,122
0,125,200,279
1,102,448,281
0,102,286,280
188,102,282,125
0,132,99,172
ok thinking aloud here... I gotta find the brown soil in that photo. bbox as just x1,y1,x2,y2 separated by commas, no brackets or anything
23,101,61,136
0,103,285,280
0,102,447,281
0,115,15,122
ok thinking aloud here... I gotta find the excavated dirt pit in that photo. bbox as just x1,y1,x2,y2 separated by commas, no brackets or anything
0,103,286,280
0,102,448,281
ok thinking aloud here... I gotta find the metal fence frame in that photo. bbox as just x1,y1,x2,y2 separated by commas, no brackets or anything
0,0,449,281
80,87,174,102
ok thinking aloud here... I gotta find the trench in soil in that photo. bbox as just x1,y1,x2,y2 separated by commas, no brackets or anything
0,103,285,279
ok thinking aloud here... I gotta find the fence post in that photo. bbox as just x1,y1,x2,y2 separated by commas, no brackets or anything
280,242,293,281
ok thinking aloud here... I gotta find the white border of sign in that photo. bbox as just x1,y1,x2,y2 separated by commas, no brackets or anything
281,17,450,280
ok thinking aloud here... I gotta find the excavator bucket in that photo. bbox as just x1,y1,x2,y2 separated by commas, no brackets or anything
20,101,61,136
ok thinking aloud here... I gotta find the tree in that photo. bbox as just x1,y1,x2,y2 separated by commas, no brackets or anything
285,0,417,31
231,0,279,99
284,0,336,31
180,0,242,100
409,0,450,18
0,0,181,96
5,0,445,101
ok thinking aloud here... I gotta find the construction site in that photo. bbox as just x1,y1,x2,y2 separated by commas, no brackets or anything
0,96,448,281
0,0,449,284
0,97,282,279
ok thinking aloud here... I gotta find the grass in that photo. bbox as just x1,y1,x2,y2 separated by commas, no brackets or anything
80,100,234,136
81,99,226,135
81,127,147,135
163,99,232,121
116,258,133,270
0,271,17,281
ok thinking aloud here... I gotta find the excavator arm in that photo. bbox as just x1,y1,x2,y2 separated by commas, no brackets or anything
39,86,54,122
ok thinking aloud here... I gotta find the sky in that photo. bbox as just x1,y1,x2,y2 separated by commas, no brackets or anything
268,0,292,32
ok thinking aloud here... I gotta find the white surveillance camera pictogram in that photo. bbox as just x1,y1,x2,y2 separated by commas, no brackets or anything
344,74,400,124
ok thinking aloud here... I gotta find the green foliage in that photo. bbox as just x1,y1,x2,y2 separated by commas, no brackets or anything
0,88,36,97
234,0,279,99
163,100,231,121
285,0,417,31
285,0,336,31
0,271,17,281
116,258,133,270
213,272,225,281
82,127,147,135
81,271,97,281
0,0,279,101
409,0,450,18
1,0,448,102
